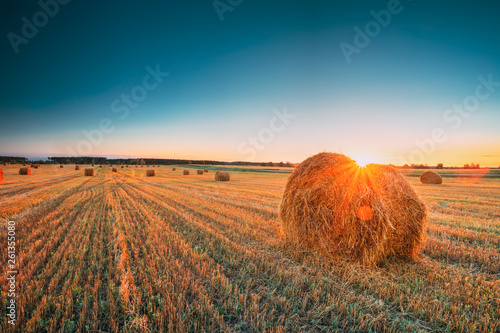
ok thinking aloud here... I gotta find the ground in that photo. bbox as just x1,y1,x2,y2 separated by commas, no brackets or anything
0,165,499,332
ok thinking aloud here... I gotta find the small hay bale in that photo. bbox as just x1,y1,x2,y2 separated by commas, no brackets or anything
172,168,176,171
19,167,31,175
197,170,204,175
100,165,103,168
60,165,64,168
147,169,155,177
204,169,208,172
112,168,118,172
85,168,95,176
135,166,138,168
0,168,3,184
126,166,129,168
23,163,28,166
75,166,81,171
34,165,40,169
121,166,124,168
215,170,230,181
3,163,8,166
279,152,427,267
420,171,442,184
183,170,189,175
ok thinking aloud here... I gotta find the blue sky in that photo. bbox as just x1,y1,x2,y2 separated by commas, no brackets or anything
0,0,499,166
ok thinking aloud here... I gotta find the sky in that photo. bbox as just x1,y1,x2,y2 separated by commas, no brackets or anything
0,0,499,166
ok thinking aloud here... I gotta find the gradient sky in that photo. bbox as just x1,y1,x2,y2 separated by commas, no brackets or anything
0,0,499,166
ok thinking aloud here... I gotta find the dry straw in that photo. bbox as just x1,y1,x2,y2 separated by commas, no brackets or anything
19,167,31,175
147,169,155,177
279,152,427,267
183,170,189,175
112,168,118,172
0,168,3,184
215,170,230,181
420,171,442,184
197,170,204,175
85,168,95,176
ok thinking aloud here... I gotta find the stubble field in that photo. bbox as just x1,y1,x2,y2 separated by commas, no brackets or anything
0,165,499,332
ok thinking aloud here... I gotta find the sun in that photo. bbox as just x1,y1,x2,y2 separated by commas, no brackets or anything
352,153,379,168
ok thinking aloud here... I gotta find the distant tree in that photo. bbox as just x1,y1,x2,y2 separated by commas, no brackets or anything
437,163,444,169
403,164,409,168
464,164,470,169
278,161,284,167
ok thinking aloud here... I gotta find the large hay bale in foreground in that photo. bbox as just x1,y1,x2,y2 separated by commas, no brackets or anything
147,169,155,177
197,170,204,175
279,152,427,267
19,167,31,175
112,168,118,172
420,171,442,184
75,166,81,171
183,170,189,175
215,170,230,181
84,168,95,176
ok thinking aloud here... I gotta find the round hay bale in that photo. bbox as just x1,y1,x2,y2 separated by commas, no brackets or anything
0,168,3,184
112,168,118,172
146,169,155,177
19,167,31,175
121,166,124,168
279,152,427,267
420,171,442,184
23,163,28,166
172,168,176,171
183,170,189,175
197,170,204,175
84,168,95,176
204,169,209,172
215,170,230,181
75,166,81,171
60,165,64,168
34,165,40,169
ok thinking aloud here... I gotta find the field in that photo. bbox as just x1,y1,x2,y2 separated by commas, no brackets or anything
0,165,499,332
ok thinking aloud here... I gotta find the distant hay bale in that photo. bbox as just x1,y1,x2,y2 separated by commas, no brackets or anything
34,165,40,169
147,169,155,177
204,169,208,172
172,168,176,171
75,166,81,171
420,171,442,184
3,163,8,166
197,170,204,175
100,165,103,168
19,167,31,175
30,164,35,167
112,168,118,172
279,152,427,267
60,165,64,168
121,166,124,168
183,170,189,175
126,166,129,168
135,166,138,168
84,168,95,176
91,164,94,167
215,170,230,181
23,163,28,166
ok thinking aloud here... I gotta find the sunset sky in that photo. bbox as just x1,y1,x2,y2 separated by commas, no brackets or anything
0,0,499,166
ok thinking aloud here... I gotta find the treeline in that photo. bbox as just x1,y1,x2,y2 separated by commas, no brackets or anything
0,156,28,164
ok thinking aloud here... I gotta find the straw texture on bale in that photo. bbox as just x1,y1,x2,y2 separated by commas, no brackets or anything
147,169,155,177
112,168,118,172
75,166,81,171
197,170,204,175
183,170,189,175
19,167,31,175
279,152,427,267
420,171,442,184
215,170,230,181
84,168,95,176
0,168,3,184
